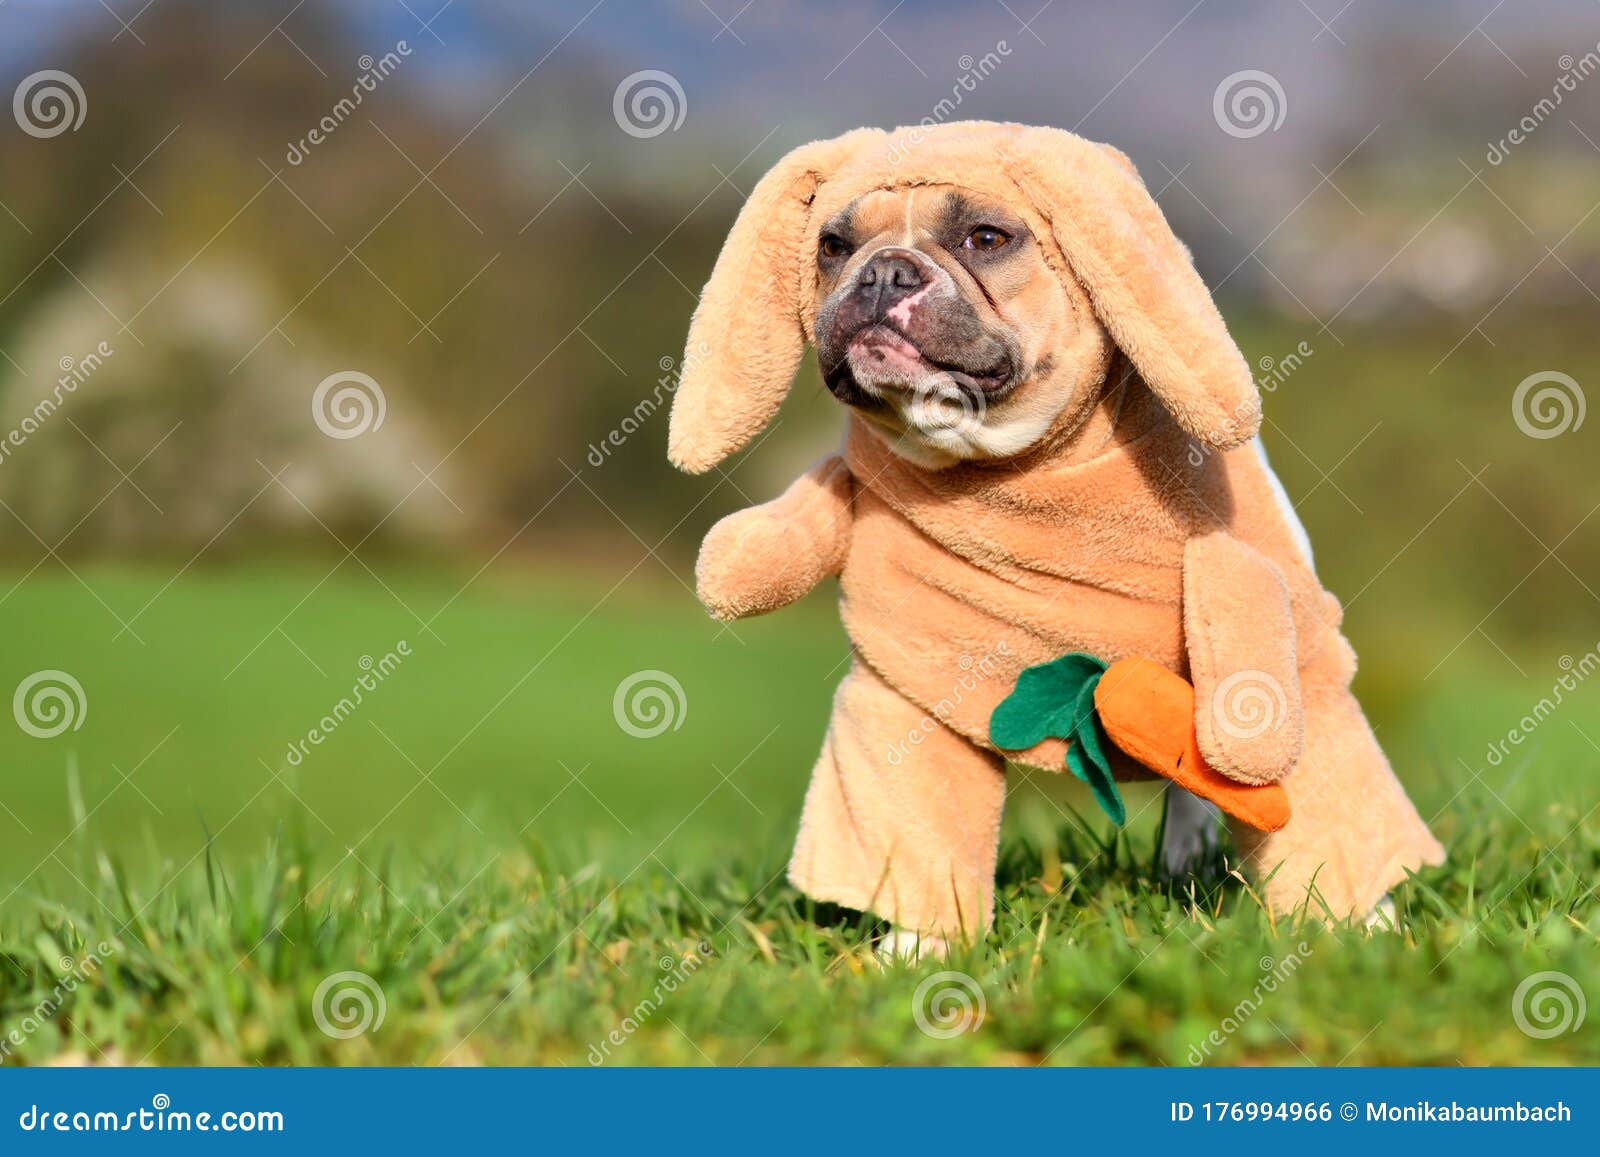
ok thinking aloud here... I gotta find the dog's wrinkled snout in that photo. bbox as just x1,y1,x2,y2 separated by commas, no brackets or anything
817,235,1018,413
853,249,927,318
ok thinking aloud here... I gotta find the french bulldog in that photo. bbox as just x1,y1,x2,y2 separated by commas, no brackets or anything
669,122,1443,957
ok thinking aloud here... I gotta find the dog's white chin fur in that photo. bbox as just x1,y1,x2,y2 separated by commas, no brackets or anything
848,361,1057,470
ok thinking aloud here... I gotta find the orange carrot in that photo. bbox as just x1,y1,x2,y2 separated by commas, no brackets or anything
1092,656,1291,833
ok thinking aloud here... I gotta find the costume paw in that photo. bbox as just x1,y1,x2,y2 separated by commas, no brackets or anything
875,929,949,965
696,512,781,619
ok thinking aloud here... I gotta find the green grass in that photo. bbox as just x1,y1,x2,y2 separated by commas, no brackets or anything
4,798,1597,1066
1,565,1597,1065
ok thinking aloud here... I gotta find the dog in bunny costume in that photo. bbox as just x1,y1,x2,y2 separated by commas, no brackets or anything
668,122,1443,952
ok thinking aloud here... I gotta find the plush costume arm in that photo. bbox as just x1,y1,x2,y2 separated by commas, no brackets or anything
695,456,854,621
1182,532,1305,784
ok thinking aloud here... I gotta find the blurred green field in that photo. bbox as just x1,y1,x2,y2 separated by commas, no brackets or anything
0,564,1597,1064
0,564,851,887
0,559,1594,886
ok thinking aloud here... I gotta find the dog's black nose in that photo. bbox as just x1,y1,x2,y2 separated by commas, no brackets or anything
854,250,925,315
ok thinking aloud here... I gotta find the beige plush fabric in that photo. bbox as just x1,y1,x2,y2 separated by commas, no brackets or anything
788,660,1005,937
673,122,1444,936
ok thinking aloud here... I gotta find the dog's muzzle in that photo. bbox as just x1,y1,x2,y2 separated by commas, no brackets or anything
819,249,1017,406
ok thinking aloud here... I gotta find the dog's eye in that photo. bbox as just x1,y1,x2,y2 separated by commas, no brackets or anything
964,226,1010,252
818,234,852,261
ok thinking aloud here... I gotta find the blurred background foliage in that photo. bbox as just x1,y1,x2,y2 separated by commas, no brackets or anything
0,0,1596,878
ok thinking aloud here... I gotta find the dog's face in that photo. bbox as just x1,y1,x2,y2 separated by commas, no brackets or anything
667,125,1260,478
812,184,1103,469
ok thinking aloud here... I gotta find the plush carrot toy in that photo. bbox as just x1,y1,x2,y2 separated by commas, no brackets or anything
990,653,1291,832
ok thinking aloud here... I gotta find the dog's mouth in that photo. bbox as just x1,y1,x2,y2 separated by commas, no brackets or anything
826,323,1015,404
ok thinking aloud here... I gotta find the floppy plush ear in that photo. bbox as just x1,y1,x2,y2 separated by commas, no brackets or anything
669,130,881,474
1005,128,1259,449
